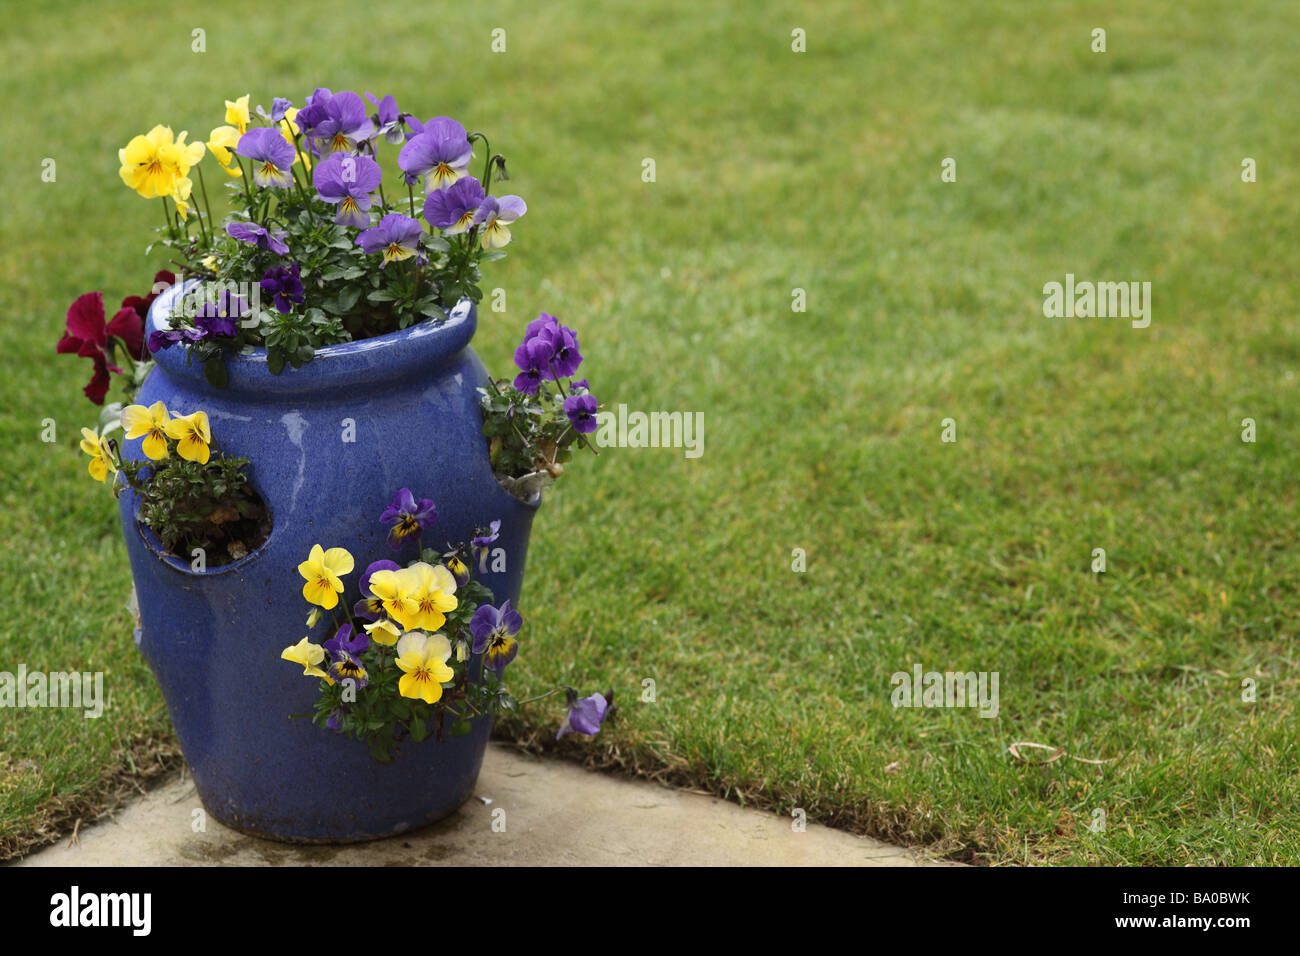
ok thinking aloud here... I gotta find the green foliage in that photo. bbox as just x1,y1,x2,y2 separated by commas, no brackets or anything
156,121,513,380
300,556,518,762
480,379,594,499
120,451,264,564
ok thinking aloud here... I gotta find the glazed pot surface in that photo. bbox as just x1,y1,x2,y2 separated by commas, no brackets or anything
121,284,537,841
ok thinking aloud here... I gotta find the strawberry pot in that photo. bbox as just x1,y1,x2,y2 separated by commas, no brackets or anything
119,282,539,842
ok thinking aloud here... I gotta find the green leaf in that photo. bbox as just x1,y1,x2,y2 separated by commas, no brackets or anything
409,717,428,742
337,286,362,312
203,356,229,388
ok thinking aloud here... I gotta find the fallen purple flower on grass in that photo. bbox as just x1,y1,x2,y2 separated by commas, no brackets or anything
557,691,608,739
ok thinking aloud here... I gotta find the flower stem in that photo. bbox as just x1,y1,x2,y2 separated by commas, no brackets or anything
196,165,215,249
473,133,493,187
238,158,256,217
516,687,566,706
159,197,174,241
550,361,595,454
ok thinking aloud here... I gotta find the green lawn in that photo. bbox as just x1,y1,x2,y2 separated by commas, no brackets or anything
3,0,1298,864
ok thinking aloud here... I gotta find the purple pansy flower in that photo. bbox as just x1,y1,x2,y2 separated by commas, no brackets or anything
365,92,406,145
512,334,555,395
443,549,470,587
469,600,523,673
524,314,582,375
227,221,289,255
325,708,344,732
257,97,293,124
512,314,582,392
312,152,383,228
563,393,599,434
260,263,304,314
325,622,370,659
471,519,501,570
423,176,486,234
557,691,609,740
471,519,500,551
398,117,472,192
297,89,373,156
293,88,333,136
548,327,582,377
471,194,526,248
193,290,247,338
325,623,370,688
379,488,437,550
235,127,297,189
147,326,205,352
356,214,423,266
354,559,401,621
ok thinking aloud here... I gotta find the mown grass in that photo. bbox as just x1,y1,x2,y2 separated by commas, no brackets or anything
2,0,1298,864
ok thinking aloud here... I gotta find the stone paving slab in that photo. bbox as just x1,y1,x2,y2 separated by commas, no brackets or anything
19,744,954,866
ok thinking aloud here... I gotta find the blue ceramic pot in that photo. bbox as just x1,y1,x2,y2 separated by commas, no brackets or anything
119,282,539,842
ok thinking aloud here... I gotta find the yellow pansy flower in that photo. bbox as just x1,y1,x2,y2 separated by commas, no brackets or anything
163,409,211,463
225,94,251,135
394,632,454,704
367,568,420,629
362,617,402,646
207,125,244,178
171,176,195,221
172,131,205,176
121,401,171,460
399,563,459,632
118,126,205,200
298,544,355,609
280,637,331,681
79,427,116,483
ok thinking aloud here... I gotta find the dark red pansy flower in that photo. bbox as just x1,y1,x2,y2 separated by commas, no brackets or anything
56,271,175,404
55,291,135,405
117,269,176,359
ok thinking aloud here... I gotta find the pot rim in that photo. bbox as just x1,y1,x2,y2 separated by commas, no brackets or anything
146,279,477,396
